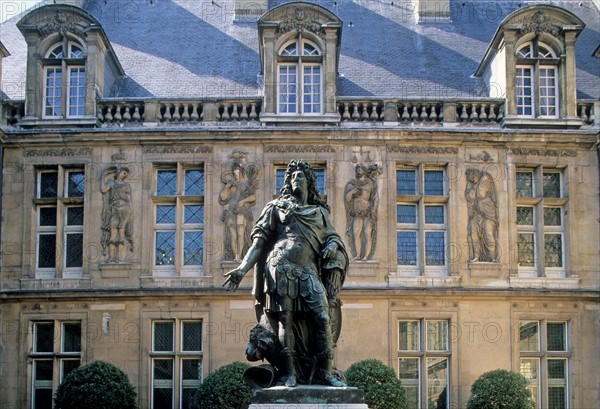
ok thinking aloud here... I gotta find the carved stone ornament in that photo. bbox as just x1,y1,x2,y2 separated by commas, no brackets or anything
509,148,577,157
278,7,323,35
264,145,336,153
219,151,260,261
468,151,494,163
100,152,134,263
39,12,86,38
519,11,561,37
387,145,458,155
344,163,382,261
465,169,499,263
142,145,213,154
24,148,92,157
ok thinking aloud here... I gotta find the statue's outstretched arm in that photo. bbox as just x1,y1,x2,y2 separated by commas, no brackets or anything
223,237,265,291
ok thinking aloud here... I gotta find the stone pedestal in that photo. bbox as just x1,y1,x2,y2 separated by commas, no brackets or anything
249,385,368,408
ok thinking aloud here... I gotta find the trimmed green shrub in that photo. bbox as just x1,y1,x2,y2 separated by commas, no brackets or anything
193,361,252,409
345,359,407,409
54,360,137,409
467,369,535,409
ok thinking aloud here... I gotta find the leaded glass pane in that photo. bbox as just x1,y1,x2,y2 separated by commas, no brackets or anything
425,231,445,266
38,234,57,269
399,358,420,409
153,322,174,352
517,233,535,267
181,388,197,409
399,321,419,351
155,232,175,265
154,359,173,380
184,205,203,224
39,207,57,227
516,172,533,198
35,360,53,380
156,170,177,196
279,65,297,113
39,171,58,198
67,206,84,226
156,205,176,224
303,65,321,113
281,42,298,56
520,358,539,405
427,358,448,409
426,321,448,351
35,323,54,353
153,387,172,409
516,68,533,116
61,359,80,380
517,207,534,225
65,233,83,268
517,44,532,58
184,231,203,265
69,45,85,58
34,388,53,409
545,234,563,268
276,169,285,193
543,173,561,198
67,171,85,197
182,359,202,380
62,323,81,352
520,321,539,352
544,207,562,226
549,387,566,409
397,170,416,195
48,44,64,58
185,170,204,195
314,168,326,195
397,231,417,265
425,206,444,224
424,170,444,195
303,42,319,56
547,323,567,351
548,359,567,409
397,205,416,224
182,321,202,351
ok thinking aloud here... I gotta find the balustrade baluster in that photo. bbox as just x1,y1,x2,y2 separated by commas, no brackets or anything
488,104,496,122
114,105,122,121
249,103,257,119
460,104,468,121
470,104,478,122
351,104,360,120
191,105,200,120
133,106,141,121
181,104,190,120
401,105,409,121
342,103,350,119
479,104,488,121
123,106,132,121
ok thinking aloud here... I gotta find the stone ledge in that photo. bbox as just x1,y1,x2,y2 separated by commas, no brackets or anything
251,386,365,405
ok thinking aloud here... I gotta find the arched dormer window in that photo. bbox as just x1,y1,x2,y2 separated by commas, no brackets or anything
278,37,322,114
43,40,86,118
515,40,560,118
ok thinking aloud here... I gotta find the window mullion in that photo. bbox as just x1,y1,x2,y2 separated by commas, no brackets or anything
175,198,183,274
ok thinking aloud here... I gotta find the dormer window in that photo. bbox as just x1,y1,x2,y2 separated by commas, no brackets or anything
43,41,86,118
278,38,322,114
516,41,559,118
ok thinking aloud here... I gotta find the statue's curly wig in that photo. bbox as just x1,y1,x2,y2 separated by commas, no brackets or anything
280,159,329,211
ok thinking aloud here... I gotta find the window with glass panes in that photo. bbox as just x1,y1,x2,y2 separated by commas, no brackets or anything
154,165,204,275
31,321,81,409
398,319,450,409
274,165,326,198
35,167,85,278
515,40,559,118
151,320,203,409
396,166,447,275
520,321,570,409
277,36,322,114
515,168,567,277
43,41,86,118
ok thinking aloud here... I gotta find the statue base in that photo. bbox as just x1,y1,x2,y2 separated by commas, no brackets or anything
249,385,368,408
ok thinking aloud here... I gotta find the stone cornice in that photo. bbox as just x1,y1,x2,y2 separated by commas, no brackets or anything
509,148,577,157
142,145,213,154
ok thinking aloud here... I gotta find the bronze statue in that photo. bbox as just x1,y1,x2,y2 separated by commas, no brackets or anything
219,151,259,261
224,160,348,388
465,169,499,262
101,165,134,262
344,163,382,260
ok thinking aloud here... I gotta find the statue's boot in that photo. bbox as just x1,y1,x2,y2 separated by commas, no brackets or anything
317,350,346,387
283,348,297,387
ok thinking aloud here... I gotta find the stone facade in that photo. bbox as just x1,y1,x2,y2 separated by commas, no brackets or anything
0,1,598,409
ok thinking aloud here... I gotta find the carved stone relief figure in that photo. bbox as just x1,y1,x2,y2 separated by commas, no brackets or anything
465,169,499,262
219,151,259,261
101,157,134,263
344,163,382,261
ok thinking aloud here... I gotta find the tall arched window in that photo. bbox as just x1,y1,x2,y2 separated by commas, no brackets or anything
516,40,559,118
43,40,86,118
278,37,322,115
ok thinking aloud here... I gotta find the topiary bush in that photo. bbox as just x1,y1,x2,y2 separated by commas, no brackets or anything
54,360,137,409
345,359,407,409
467,369,535,409
193,361,252,409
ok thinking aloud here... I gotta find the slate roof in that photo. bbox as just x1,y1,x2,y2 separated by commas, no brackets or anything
1,0,598,100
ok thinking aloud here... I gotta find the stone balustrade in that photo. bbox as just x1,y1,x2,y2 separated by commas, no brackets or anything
2,98,597,128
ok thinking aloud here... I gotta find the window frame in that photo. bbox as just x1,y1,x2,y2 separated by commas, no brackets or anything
42,40,87,119
276,36,323,115
152,164,205,276
396,165,449,276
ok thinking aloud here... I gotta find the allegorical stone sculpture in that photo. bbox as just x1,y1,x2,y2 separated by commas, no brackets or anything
344,164,382,260
224,160,348,388
219,151,259,261
465,169,499,262
101,160,133,263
